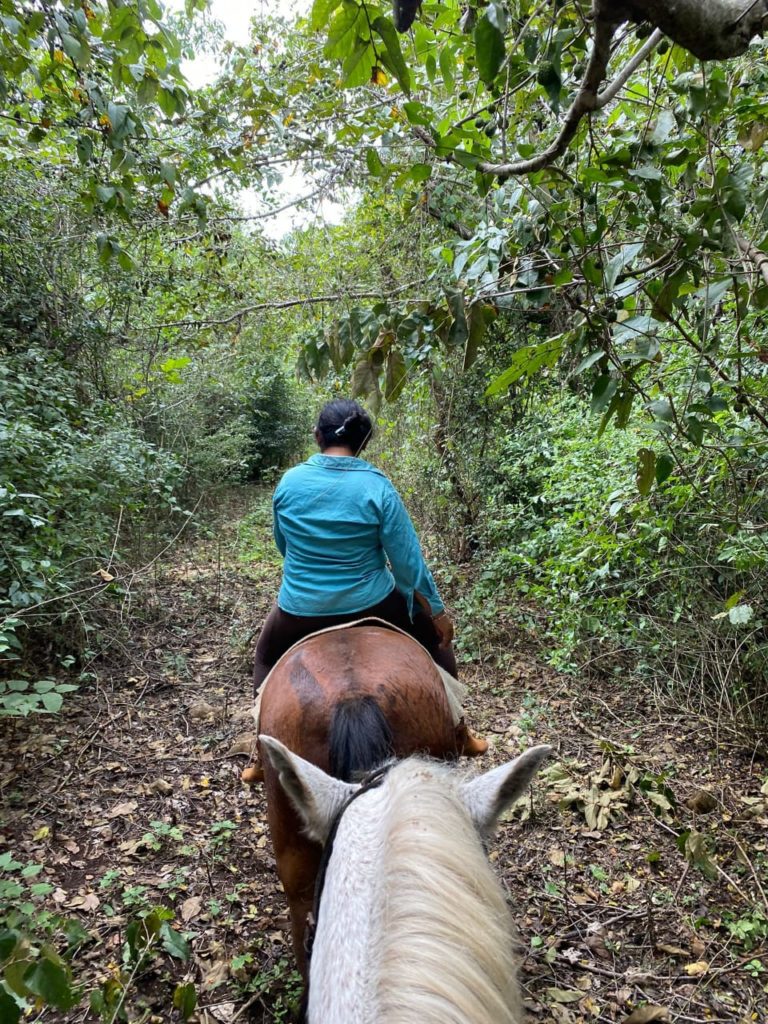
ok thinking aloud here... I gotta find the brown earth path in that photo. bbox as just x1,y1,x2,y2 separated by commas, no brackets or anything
1,490,766,1023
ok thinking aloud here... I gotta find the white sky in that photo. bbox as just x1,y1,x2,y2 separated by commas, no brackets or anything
174,0,346,239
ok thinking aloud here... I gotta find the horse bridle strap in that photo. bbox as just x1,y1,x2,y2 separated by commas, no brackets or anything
297,763,391,1022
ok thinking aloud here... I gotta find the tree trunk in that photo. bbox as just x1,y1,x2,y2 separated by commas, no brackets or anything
605,0,768,60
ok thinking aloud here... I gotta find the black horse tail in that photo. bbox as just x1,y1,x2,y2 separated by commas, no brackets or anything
328,695,394,781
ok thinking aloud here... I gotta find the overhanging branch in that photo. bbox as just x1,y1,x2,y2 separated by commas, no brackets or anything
145,282,424,329
476,15,616,181
735,234,768,288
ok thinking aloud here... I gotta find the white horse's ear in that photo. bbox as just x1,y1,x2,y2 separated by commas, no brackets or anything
259,735,356,844
461,745,551,834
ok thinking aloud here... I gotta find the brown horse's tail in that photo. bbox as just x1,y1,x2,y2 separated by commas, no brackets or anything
328,695,394,781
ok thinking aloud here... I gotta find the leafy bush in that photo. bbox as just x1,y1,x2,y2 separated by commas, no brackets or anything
458,391,767,731
0,347,184,688
242,357,313,482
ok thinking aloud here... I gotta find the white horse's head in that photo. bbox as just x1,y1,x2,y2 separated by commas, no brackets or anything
260,734,551,839
260,735,551,1024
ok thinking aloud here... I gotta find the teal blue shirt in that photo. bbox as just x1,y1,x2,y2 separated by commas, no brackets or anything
273,454,444,618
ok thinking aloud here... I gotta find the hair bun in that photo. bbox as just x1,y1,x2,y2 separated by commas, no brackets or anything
335,412,361,436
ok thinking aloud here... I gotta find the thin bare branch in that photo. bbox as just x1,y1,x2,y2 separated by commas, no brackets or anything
145,281,424,329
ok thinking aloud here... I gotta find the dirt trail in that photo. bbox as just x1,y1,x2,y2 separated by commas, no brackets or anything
2,491,766,1023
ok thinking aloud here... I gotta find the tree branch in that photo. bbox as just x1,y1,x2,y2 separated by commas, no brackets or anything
145,282,424,329
477,15,616,181
613,0,768,60
596,28,663,108
735,234,768,288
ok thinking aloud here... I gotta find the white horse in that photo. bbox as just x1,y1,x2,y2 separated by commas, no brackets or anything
260,735,551,1024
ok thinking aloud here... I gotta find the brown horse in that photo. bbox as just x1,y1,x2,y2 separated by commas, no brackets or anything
256,622,463,973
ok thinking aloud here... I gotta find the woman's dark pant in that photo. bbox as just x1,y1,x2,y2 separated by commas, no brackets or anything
253,588,458,692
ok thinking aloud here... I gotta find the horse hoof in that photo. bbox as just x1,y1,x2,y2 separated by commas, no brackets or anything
241,764,264,785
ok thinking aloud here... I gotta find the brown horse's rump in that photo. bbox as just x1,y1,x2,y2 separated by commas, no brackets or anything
257,624,459,971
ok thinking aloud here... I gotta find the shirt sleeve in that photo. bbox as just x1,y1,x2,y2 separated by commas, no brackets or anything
379,483,445,618
272,491,287,556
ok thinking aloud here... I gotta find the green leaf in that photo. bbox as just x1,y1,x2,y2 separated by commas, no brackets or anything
40,692,63,713
365,148,384,175
61,33,89,66
324,2,361,59
159,922,190,961
372,17,411,94
76,136,93,165
444,287,467,346
439,46,455,92
574,350,605,374
655,453,674,485
106,102,128,134
341,38,375,88
409,162,432,182
351,358,379,401
160,160,176,186
311,0,343,30
728,604,754,626
464,302,495,370
452,149,480,170
173,982,197,1020
384,348,406,401
0,929,19,960
0,987,20,1024
23,958,78,1010
487,336,564,395
604,242,643,291
474,12,505,86
636,448,656,496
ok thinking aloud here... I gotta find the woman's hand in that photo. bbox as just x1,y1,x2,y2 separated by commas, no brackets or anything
432,611,454,647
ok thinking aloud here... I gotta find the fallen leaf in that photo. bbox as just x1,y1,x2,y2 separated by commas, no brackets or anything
685,789,717,814
108,800,137,819
683,960,709,976
189,702,216,722
148,779,173,795
656,943,689,957
622,1007,669,1023
548,846,566,867
547,988,583,1003
226,733,256,757
67,891,100,912
33,826,50,841
202,958,229,989
181,895,202,922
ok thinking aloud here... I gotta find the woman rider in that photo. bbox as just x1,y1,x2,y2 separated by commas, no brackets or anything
246,398,487,779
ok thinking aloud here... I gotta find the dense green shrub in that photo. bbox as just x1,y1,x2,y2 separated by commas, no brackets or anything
460,392,766,731
0,347,184,680
243,357,313,481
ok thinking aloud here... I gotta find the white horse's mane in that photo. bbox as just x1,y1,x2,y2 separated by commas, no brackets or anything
260,734,548,1024
371,760,522,1024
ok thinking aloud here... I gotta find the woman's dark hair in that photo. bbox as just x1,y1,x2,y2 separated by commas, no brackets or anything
316,399,373,454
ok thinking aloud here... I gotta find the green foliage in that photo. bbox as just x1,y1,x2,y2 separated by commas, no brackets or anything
243,357,313,481
0,346,184,683
0,853,90,1019
456,388,766,728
